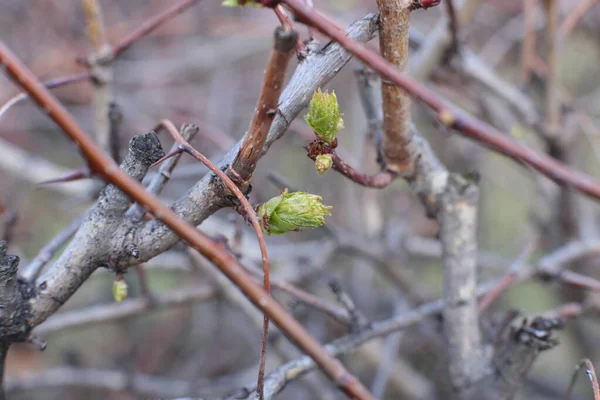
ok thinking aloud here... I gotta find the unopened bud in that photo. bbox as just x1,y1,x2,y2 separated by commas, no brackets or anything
112,277,128,302
315,154,333,174
257,189,332,235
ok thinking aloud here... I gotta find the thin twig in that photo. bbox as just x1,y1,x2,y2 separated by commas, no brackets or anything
229,27,296,399
108,102,123,163
152,120,271,400
565,359,600,400
559,0,599,38
276,0,600,201
5,366,225,398
134,264,154,302
444,0,459,57
479,238,538,312
243,262,353,326
543,0,560,138
0,72,91,120
22,213,88,282
521,0,538,86
35,284,216,336
0,42,374,400
332,151,395,188
0,341,8,400
110,0,203,57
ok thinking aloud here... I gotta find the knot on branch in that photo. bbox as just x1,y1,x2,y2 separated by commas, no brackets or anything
97,132,164,217
0,241,33,342
129,132,165,167
512,316,563,351
470,316,564,399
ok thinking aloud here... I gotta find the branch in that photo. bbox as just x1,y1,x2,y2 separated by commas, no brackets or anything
565,359,600,400
21,213,87,282
375,0,414,173
0,341,6,400
152,119,276,400
440,175,484,396
120,13,378,268
409,0,481,80
0,137,95,197
559,0,599,38
306,148,396,188
521,0,538,85
444,0,459,57
82,0,113,154
5,366,218,398
35,284,215,336
216,235,600,399
0,72,91,120
110,0,203,57
277,0,600,201
470,317,562,399
543,0,560,138
224,27,297,395
231,27,297,183
0,41,374,400
126,123,199,220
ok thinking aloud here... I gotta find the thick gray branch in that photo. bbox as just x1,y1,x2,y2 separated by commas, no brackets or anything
27,133,164,328
440,175,485,397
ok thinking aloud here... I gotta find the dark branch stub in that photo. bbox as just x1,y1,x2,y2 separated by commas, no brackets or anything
471,316,563,400
0,242,33,342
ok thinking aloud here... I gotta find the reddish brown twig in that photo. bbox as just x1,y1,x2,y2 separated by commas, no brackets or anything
36,168,92,186
232,27,297,183
565,359,600,400
276,0,600,201
152,119,274,399
0,72,91,120
111,0,203,57
479,239,538,312
0,43,374,400
306,142,396,188
230,27,296,399
559,0,599,38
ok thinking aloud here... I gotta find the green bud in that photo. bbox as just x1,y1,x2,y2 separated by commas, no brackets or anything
258,189,332,235
305,88,344,144
112,278,128,303
315,154,333,175
222,0,261,7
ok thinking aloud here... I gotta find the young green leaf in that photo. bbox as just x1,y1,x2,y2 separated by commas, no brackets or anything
305,88,344,144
